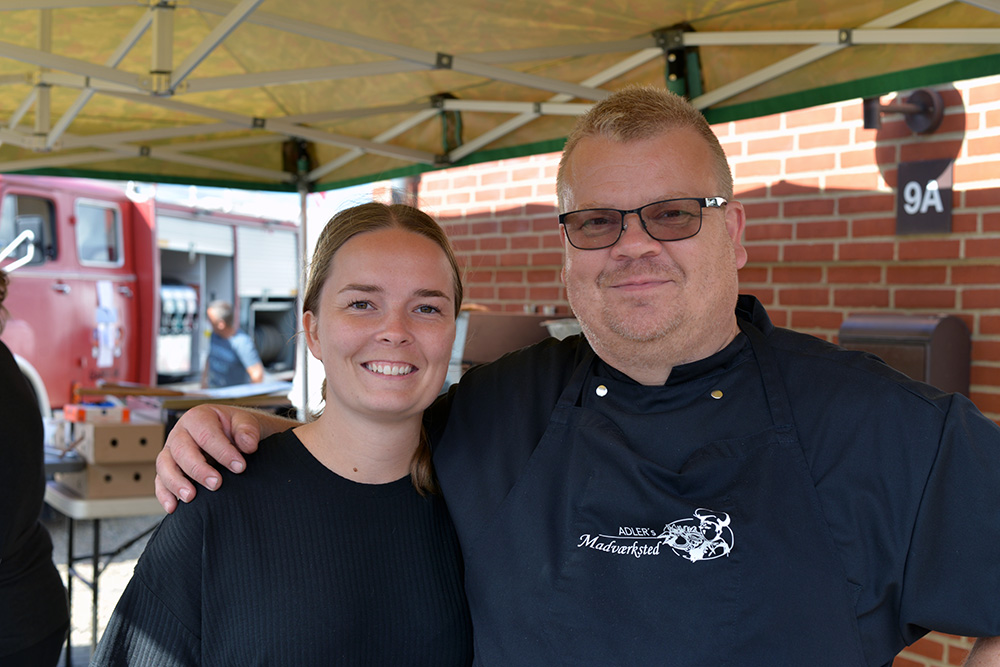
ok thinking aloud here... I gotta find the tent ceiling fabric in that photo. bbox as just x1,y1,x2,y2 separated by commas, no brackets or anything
1,0,999,192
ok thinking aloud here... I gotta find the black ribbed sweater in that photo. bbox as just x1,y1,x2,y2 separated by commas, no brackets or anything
93,430,473,666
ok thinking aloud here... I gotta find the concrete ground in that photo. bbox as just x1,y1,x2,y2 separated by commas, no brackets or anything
43,509,162,666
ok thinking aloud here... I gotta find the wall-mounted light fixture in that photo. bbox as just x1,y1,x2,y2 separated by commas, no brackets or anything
862,88,944,134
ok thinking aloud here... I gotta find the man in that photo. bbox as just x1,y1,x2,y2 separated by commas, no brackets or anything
157,87,1000,665
202,300,264,388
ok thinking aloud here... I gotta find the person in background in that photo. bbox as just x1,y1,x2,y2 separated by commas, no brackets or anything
201,299,264,388
92,203,473,666
0,267,69,667
154,87,1000,665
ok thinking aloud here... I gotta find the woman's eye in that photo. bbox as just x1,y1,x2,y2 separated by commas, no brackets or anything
347,300,372,310
416,304,442,314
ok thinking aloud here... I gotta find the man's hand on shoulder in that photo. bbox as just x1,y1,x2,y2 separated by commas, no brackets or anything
154,404,296,512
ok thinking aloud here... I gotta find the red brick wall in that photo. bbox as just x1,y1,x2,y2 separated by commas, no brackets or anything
419,155,568,314
415,75,1000,665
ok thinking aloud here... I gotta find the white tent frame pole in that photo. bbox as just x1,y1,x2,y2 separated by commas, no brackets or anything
154,134,286,152
0,40,147,90
190,0,608,101
307,108,439,181
185,62,427,94
693,45,844,109
151,1,174,80
0,127,40,149
692,0,955,109
0,141,291,181
442,100,593,115
469,37,656,64
0,148,124,170
684,28,1000,45
283,102,432,124
103,90,440,164
296,181,308,421
136,147,292,181
46,8,154,148
59,122,240,149
960,0,1000,12
265,119,439,164
169,0,265,91
34,8,52,137
448,47,662,163
6,89,37,130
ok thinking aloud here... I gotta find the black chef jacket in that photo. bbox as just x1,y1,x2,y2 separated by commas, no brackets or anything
429,295,1000,666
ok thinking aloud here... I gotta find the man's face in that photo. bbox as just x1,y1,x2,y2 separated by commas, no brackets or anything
560,128,748,377
206,309,224,332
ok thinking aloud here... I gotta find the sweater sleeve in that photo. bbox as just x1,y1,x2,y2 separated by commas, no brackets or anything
92,502,206,665
91,574,199,666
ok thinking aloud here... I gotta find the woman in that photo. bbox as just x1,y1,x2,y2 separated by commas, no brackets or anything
93,203,473,665
0,267,70,667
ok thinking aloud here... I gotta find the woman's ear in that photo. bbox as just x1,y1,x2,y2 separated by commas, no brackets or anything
303,310,322,361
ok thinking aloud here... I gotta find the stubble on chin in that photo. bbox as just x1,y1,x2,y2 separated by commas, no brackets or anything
594,260,684,343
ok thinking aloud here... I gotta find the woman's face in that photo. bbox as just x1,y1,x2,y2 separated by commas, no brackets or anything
303,227,457,425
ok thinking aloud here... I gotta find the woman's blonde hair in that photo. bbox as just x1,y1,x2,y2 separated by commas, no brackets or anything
303,202,463,495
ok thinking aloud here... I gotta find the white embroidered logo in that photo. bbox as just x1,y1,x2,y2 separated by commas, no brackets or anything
659,509,734,562
576,508,734,563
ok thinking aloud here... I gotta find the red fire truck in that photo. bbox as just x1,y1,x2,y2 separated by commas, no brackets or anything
0,175,299,416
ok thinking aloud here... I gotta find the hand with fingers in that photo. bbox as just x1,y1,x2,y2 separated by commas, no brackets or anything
155,404,299,512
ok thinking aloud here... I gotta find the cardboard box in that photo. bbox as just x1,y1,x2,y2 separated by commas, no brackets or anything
64,402,130,423
73,420,164,465
55,463,157,499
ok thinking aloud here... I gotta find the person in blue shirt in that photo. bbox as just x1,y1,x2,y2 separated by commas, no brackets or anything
201,300,264,388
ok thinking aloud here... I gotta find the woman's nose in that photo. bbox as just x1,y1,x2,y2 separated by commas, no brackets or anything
378,310,412,344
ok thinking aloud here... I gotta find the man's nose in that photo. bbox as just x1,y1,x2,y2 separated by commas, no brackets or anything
613,212,663,257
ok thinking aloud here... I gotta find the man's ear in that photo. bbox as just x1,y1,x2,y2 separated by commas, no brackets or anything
302,311,322,361
725,200,748,270
559,226,569,285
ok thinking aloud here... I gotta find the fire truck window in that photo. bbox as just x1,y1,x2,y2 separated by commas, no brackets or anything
76,202,122,265
0,194,56,266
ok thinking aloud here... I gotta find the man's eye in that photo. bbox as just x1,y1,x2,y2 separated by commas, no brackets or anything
580,215,617,229
647,208,687,222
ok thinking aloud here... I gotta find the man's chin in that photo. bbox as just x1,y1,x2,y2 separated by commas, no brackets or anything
602,313,677,343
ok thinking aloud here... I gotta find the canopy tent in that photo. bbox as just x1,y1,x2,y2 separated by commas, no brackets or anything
2,0,1000,193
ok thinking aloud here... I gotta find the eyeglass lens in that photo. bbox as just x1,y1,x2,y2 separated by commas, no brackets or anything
562,198,704,249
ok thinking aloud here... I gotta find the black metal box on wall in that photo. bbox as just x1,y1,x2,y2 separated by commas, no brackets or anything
838,314,971,396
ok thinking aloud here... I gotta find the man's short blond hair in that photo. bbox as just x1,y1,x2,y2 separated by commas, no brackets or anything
556,85,733,211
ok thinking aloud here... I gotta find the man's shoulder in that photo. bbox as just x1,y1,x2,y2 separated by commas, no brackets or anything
428,335,583,440
228,329,254,348
457,334,585,393
765,323,951,410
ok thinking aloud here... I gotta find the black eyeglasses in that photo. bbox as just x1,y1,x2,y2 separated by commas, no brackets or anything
558,197,728,250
